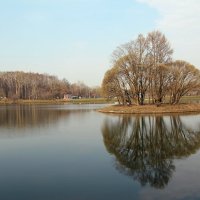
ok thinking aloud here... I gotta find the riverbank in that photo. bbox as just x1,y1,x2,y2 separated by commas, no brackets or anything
98,103,200,114
0,98,114,105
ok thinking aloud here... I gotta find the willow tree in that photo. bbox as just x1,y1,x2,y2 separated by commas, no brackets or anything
168,60,200,104
151,64,171,103
101,66,126,104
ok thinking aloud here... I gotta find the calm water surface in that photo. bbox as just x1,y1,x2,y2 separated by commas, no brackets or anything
0,104,200,200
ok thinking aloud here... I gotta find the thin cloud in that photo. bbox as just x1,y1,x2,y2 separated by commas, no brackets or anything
137,0,200,68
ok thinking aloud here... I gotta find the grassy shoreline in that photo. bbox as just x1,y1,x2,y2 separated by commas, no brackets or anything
0,98,114,105
0,97,200,115
98,103,200,114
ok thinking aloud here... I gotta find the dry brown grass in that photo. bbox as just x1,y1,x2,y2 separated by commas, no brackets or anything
98,103,200,114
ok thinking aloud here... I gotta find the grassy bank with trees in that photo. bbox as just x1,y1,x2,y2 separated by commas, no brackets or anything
101,30,200,113
0,98,114,105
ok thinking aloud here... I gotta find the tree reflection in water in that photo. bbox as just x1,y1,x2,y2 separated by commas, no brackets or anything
0,105,91,128
102,115,200,189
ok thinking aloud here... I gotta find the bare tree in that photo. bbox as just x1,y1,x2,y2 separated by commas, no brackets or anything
101,66,127,104
112,34,150,105
168,60,200,104
102,31,200,105
147,31,173,103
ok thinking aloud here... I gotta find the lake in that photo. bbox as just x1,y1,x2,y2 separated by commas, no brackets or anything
0,104,200,200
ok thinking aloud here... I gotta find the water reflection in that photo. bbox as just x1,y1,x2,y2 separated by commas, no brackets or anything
0,105,88,129
102,115,200,189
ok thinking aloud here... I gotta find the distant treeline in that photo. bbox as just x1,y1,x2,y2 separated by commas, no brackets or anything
0,71,101,100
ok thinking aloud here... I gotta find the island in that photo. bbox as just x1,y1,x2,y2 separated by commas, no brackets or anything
98,103,200,114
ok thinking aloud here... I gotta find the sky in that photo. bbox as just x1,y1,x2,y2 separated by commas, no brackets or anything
0,0,199,86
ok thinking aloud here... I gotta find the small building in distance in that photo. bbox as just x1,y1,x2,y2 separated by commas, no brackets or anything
63,94,72,100
64,94,80,100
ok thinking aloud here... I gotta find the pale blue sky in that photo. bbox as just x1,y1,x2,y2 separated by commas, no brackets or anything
0,0,199,86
